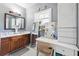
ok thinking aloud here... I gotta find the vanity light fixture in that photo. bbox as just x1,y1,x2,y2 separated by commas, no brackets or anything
9,11,21,16
9,11,14,13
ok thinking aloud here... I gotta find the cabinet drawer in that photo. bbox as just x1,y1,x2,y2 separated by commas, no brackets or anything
37,41,52,49
55,45,74,56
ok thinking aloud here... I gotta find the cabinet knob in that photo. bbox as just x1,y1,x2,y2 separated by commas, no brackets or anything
48,47,52,49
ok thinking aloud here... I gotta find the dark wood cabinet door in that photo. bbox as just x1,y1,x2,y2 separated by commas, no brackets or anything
10,37,16,52
0,38,10,56
19,38,25,48
19,35,27,48
10,36,20,51
26,34,30,45
32,34,37,44
23,34,30,45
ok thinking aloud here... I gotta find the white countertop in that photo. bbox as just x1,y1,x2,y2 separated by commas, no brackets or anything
0,31,30,38
31,32,38,35
36,37,79,51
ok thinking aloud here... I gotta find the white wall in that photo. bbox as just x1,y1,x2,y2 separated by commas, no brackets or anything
0,3,26,31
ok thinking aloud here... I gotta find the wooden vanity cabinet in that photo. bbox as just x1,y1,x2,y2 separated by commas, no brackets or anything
0,34,30,56
10,36,20,52
0,37,11,56
25,34,30,45
10,34,30,52
19,35,27,48
31,34,37,45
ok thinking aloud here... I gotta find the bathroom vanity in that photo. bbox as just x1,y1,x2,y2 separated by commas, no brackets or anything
0,31,30,56
36,37,79,56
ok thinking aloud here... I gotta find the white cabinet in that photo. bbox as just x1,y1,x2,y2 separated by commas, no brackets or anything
54,45,75,56
36,37,78,56
58,37,76,45
58,3,77,27
58,28,76,45
34,8,52,22
58,3,77,45
34,8,53,36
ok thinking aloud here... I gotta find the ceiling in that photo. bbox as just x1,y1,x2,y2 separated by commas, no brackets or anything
16,3,36,8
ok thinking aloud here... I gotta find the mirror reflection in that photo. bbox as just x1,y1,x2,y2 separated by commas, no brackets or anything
4,13,25,30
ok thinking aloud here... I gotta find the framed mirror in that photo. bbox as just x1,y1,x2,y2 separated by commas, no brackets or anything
4,13,25,30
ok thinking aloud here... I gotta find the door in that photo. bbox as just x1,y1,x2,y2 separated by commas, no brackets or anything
19,36,25,48
32,34,37,45
58,3,77,45
10,36,19,52
0,38,10,55
25,34,30,45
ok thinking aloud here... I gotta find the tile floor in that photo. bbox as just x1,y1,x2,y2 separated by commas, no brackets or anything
9,46,45,56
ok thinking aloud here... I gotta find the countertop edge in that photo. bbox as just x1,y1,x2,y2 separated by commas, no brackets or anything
0,31,30,38
36,37,79,51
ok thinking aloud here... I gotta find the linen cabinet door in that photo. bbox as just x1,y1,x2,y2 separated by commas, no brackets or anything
58,3,77,45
